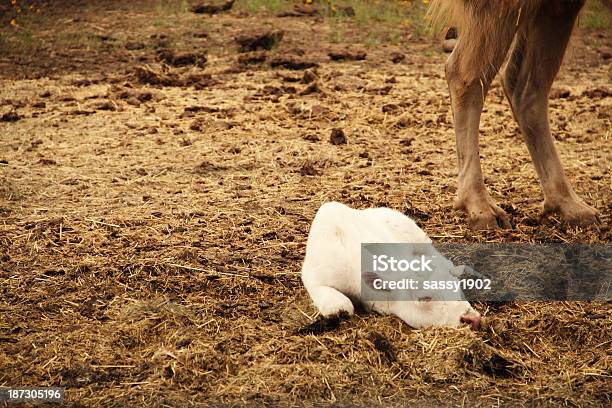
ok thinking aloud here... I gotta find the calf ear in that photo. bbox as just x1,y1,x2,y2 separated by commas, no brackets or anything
362,272,390,291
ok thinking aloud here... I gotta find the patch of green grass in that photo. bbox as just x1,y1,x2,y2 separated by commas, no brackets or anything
580,0,611,30
190,18,211,35
153,0,189,28
15,26,36,49
55,31,104,50
327,17,347,43
153,15,166,28
232,0,429,44
324,0,429,45
0,13,43,55
156,0,189,15
404,1,430,38
235,0,292,14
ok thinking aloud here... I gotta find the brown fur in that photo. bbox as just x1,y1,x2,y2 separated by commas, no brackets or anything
427,0,598,229
429,0,557,80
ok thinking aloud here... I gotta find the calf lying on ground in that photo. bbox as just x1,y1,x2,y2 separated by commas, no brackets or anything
301,202,481,329
428,0,599,229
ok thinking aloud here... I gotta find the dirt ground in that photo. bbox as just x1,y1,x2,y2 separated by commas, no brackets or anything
0,1,610,406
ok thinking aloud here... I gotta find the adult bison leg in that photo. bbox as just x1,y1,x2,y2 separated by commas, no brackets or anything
445,8,517,229
501,0,598,227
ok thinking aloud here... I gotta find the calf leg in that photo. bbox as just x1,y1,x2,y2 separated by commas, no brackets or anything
445,8,518,229
501,0,598,226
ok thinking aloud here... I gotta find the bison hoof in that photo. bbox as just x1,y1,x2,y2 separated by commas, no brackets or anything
542,200,600,227
455,197,511,230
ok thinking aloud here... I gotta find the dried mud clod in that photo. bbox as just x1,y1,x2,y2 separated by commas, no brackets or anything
1,111,21,122
194,160,228,174
299,160,320,176
125,41,145,50
252,85,297,101
302,69,319,84
71,77,103,87
330,128,347,145
390,52,406,63
235,30,284,53
299,82,323,96
190,0,234,15
134,66,179,86
157,49,207,67
302,133,320,142
582,86,611,98
134,66,214,88
237,51,268,65
382,103,402,115
268,56,319,70
550,86,572,99
89,101,116,111
115,88,154,103
328,49,367,61
277,4,319,17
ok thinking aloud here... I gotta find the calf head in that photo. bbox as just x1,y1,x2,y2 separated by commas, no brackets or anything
362,247,482,329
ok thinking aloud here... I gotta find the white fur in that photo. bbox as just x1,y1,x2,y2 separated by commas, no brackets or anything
301,201,480,329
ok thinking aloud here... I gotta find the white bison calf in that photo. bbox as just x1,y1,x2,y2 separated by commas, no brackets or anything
301,202,481,329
